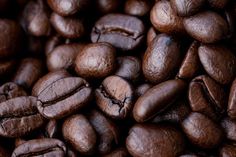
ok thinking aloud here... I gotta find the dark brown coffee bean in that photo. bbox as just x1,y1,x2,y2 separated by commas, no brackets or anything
96,0,121,14
12,58,44,89
95,76,134,119
62,114,96,155
115,56,141,81
47,43,86,71
147,27,158,46
142,34,181,83
177,41,200,79
91,14,145,51
221,117,236,141
103,147,129,157
12,138,66,157
0,82,27,103
134,83,152,97
150,0,185,34
0,19,22,58
0,96,45,137
126,124,185,157
45,34,65,56
208,0,229,9
37,77,92,119
75,43,116,79
219,143,236,157
0,60,16,76
170,0,205,17
50,12,85,38
133,79,186,122
188,75,227,120
45,120,59,138
198,44,236,84
88,110,119,154
20,0,51,36
228,78,236,119
47,0,90,16
32,70,71,96
183,11,229,43
182,112,223,149
124,0,152,17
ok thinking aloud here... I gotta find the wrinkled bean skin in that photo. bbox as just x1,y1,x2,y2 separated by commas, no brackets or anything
126,124,185,157
12,138,66,157
219,143,236,157
133,79,186,122
62,114,97,155
183,11,229,43
198,44,236,84
142,34,181,84
182,112,223,149
228,78,236,119
221,118,236,141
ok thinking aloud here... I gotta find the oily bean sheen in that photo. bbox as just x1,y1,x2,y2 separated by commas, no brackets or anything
198,44,236,84
182,112,223,149
183,11,229,43
12,138,66,157
62,114,97,154
142,34,181,83
228,78,236,119
75,43,116,79
126,124,185,157
37,77,92,119
133,79,186,122
170,0,205,17
95,76,134,119
0,96,45,137
50,12,84,38
91,14,145,51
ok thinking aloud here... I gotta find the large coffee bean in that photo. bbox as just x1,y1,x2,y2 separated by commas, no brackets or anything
126,124,185,157
133,79,186,122
142,34,181,83
228,78,236,118
37,77,92,119
0,96,45,137
91,14,145,51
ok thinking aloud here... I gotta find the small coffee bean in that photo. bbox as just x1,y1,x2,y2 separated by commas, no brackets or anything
228,78,236,119
45,120,59,138
103,147,129,157
96,0,121,14
221,117,236,141
0,60,16,77
124,0,152,17
219,143,236,157
45,34,65,56
147,27,158,46
208,0,229,9
134,83,152,97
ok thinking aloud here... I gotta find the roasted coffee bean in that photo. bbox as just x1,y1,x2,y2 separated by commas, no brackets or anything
0,19,22,58
126,124,185,157
133,79,186,122
91,14,145,51
177,41,200,79
147,27,158,46
12,138,66,157
103,147,129,157
37,77,92,119
20,0,51,36
62,114,96,155
95,76,134,119
96,0,121,14
12,58,44,89
47,0,90,16
228,78,236,118
150,0,185,34
170,0,205,17
182,112,223,149
45,34,65,56
208,0,229,9
142,34,181,83
179,154,199,157
124,0,152,17
47,43,86,71
188,75,227,120
0,82,27,103
198,44,236,84
115,56,141,81
50,12,85,38
183,11,229,43
88,110,119,154
0,96,45,137
219,143,236,157
134,83,152,97
66,147,78,157
0,60,16,76
221,117,236,141
45,120,59,138
75,43,116,79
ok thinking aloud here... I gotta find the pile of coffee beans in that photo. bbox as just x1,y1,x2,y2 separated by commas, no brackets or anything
0,0,236,156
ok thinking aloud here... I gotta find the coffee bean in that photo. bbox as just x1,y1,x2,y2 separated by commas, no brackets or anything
62,114,96,154
0,60,16,77
75,43,116,79
91,14,145,51
45,34,65,56
208,0,229,9
182,112,223,149
147,27,158,46
0,96,45,137
103,147,129,157
45,120,59,138
95,75,134,119
37,77,92,119
134,83,152,97
133,79,186,122
219,143,236,157
198,44,236,84
126,124,185,157
124,0,152,17
12,138,66,157
96,0,121,14
142,34,181,83
221,117,236,141
228,78,236,118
